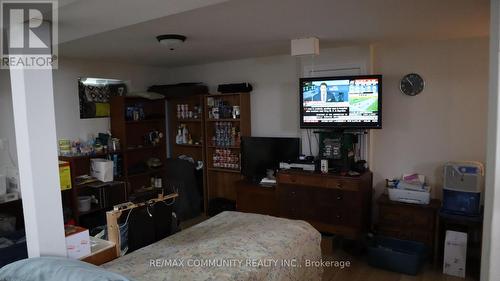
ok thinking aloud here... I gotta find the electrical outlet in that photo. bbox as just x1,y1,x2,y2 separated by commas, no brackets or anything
0,139,5,151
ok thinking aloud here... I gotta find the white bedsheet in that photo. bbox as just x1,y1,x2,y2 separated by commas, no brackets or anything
103,211,323,281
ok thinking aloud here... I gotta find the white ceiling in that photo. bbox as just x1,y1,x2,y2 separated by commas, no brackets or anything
57,0,229,43
58,0,489,67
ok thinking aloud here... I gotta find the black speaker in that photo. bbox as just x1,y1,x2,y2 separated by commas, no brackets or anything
217,83,253,93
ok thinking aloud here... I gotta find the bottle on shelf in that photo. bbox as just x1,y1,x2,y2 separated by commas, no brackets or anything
176,126,183,144
182,125,189,144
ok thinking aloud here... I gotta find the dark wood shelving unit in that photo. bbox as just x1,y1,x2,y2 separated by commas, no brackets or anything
110,96,167,196
59,153,127,228
204,93,251,204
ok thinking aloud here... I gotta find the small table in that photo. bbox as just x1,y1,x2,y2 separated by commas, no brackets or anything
80,237,117,266
376,194,441,266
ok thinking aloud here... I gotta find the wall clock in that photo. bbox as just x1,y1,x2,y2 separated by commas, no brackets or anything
400,73,424,96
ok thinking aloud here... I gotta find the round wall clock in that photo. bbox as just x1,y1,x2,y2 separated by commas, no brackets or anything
400,73,425,96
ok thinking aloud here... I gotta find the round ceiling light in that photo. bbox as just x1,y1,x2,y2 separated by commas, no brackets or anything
156,34,186,51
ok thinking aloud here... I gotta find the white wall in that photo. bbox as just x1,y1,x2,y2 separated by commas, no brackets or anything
53,59,170,141
371,38,489,198
0,59,170,167
167,46,372,154
166,40,488,197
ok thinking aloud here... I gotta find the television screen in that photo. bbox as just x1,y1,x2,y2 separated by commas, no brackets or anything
241,137,300,182
300,75,382,129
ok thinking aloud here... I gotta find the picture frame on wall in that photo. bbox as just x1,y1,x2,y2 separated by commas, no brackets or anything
78,77,127,119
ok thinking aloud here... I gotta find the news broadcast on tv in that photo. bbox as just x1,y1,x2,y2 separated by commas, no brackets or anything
300,76,381,128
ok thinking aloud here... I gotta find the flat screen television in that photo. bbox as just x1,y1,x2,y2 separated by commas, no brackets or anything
241,137,300,182
300,75,382,129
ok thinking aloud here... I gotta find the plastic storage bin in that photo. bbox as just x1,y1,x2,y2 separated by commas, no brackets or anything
368,236,427,275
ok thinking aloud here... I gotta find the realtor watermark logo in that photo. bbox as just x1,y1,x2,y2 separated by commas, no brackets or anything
1,0,58,69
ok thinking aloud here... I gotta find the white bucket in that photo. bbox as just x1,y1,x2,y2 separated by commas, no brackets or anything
78,196,92,212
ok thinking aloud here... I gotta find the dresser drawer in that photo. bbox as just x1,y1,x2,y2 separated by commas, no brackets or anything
325,209,364,227
278,173,326,187
378,225,433,245
314,188,363,208
379,205,433,228
326,178,360,191
278,173,360,191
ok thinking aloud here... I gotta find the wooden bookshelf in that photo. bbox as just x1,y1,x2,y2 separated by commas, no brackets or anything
110,96,167,196
168,95,206,162
167,95,207,211
204,93,251,205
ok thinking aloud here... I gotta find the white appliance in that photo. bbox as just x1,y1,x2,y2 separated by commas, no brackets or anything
279,161,315,171
387,174,431,205
442,161,483,216
388,186,431,205
90,159,114,182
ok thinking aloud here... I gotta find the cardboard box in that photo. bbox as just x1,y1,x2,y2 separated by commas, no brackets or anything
59,161,72,191
90,159,113,182
65,225,91,259
443,230,467,278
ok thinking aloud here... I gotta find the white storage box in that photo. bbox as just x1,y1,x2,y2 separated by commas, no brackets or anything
388,186,431,205
90,159,113,182
443,230,467,278
65,225,91,259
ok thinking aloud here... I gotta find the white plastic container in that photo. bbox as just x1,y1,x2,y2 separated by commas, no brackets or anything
78,196,92,212
90,159,114,182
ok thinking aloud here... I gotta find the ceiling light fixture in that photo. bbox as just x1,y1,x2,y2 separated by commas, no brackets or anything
156,34,186,51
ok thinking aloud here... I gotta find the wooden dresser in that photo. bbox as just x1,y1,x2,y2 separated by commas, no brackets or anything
376,194,441,262
236,170,373,239
276,170,372,239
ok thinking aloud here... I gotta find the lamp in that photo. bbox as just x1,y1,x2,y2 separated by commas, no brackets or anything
156,34,186,50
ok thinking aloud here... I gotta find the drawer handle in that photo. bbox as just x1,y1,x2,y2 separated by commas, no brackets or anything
336,214,342,219
336,195,343,200
336,183,343,189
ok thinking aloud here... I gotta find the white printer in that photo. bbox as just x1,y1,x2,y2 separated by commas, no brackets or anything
387,174,431,205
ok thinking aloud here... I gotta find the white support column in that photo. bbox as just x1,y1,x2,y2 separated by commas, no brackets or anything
482,0,500,280
9,67,66,257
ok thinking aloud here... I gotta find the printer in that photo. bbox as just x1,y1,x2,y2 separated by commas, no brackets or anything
279,160,315,172
387,174,431,205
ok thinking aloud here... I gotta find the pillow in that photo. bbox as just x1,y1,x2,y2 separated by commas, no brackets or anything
0,256,134,281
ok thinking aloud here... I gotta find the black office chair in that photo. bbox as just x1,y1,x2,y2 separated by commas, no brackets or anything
164,158,202,221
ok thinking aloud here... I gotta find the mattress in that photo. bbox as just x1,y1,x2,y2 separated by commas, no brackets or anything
103,211,323,281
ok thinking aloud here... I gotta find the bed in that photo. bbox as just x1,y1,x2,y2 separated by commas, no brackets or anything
0,211,322,281
103,211,323,281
